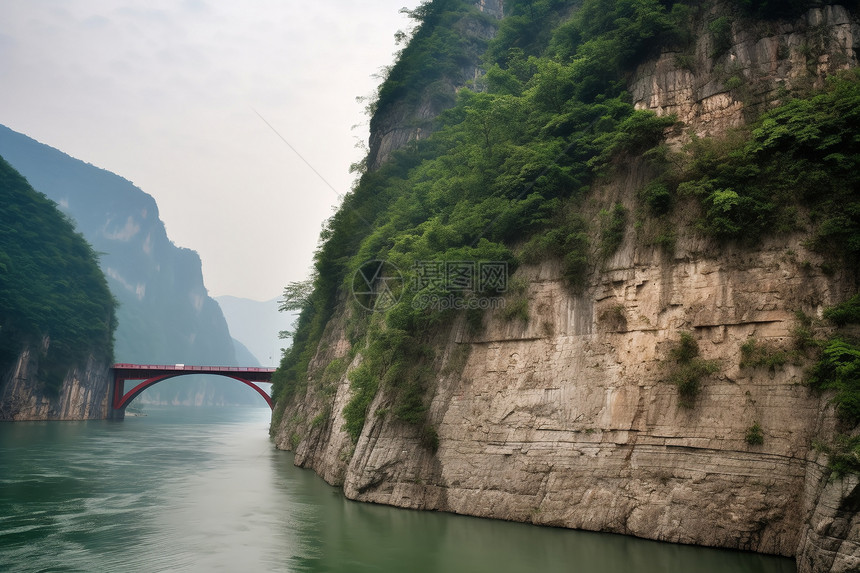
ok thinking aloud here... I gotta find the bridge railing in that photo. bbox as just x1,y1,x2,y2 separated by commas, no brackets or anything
113,363,276,373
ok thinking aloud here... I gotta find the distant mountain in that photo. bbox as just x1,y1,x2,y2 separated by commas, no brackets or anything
215,296,296,367
232,337,260,367
0,124,258,406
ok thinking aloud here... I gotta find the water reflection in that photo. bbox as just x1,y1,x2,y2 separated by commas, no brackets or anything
267,442,794,573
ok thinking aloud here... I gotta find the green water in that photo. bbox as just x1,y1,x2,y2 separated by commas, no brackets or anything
0,407,796,572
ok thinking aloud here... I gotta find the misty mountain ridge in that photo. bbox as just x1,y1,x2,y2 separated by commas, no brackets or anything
215,295,296,368
0,124,263,406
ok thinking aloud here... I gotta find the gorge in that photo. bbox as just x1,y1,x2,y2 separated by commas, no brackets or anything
0,126,260,410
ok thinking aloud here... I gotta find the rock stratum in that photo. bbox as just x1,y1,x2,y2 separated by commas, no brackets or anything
0,346,119,421
273,3,860,571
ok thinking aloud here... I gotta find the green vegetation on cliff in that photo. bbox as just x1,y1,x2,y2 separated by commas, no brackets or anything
372,0,491,119
652,69,860,254
663,332,719,408
273,0,860,444
0,156,115,392
273,0,686,435
799,295,860,477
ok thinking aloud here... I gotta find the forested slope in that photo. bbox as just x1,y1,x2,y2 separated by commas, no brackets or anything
0,155,115,415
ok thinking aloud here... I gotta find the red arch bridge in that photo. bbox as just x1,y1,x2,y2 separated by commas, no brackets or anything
112,363,276,410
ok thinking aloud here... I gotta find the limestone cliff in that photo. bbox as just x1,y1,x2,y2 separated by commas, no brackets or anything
273,3,860,571
0,151,117,422
278,202,851,558
798,453,860,572
0,345,119,421
631,4,860,140
364,0,503,171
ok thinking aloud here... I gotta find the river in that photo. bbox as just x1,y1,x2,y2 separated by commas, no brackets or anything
0,407,796,572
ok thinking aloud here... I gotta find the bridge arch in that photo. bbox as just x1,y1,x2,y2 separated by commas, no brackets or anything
112,364,275,411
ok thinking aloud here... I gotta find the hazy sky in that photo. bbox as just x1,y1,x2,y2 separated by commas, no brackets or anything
0,0,420,301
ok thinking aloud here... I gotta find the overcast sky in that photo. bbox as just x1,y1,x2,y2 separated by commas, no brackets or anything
0,0,420,301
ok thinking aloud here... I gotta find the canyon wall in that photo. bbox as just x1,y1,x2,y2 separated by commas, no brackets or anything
631,4,860,140
798,453,860,572
274,4,860,571
0,346,118,421
278,185,850,558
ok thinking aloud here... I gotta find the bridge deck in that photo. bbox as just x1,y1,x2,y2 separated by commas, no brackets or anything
113,364,275,385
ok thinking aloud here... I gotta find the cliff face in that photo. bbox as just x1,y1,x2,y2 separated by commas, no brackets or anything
798,454,860,572
0,154,117,421
631,4,860,139
278,198,848,556
0,346,118,421
365,0,503,171
273,3,860,570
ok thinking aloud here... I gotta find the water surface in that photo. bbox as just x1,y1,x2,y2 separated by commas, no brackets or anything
0,407,796,572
